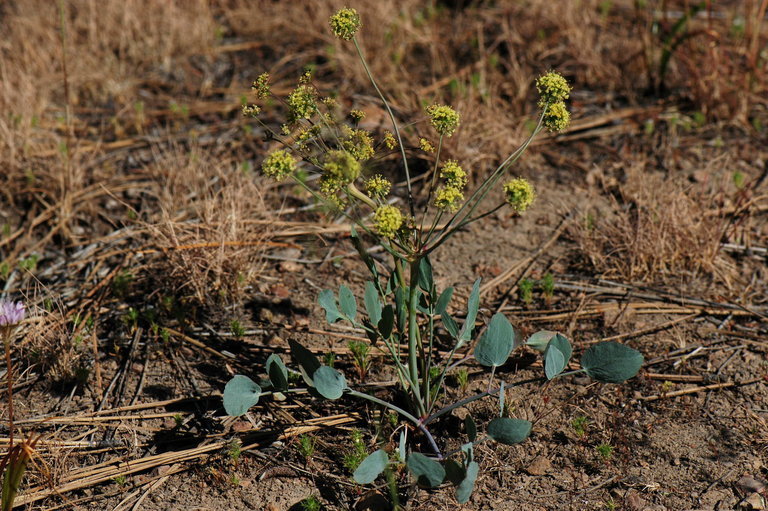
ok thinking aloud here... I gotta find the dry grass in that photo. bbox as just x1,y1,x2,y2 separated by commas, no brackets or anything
571,162,728,283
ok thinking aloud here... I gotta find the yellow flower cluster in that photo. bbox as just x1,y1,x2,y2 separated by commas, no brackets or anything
252,73,270,99
342,127,375,161
426,104,460,137
287,84,317,120
536,72,570,105
329,8,361,40
383,131,397,150
374,205,403,238
364,174,391,198
536,71,571,133
261,150,296,181
504,178,535,212
433,160,468,212
321,149,361,198
350,109,366,122
419,138,435,153
241,104,261,118
543,101,570,132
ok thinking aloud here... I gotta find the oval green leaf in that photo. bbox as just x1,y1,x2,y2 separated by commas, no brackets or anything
353,449,389,484
581,341,644,383
459,278,482,341
526,330,557,352
223,375,261,416
464,415,477,442
378,304,394,338
364,281,382,326
544,334,572,380
456,460,479,504
473,313,514,367
435,287,454,316
289,339,321,386
265,353,288,391
339,285,357,321
312,365,347,400
407,452,445,488
318,289,343,324
487,417,532,445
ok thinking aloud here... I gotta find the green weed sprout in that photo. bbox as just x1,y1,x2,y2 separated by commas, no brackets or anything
224,7,643,504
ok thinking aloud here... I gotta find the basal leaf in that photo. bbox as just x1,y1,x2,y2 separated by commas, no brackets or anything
318,289,343,324
339,285,357,321
435,287,454,316
265,353,288,391
407,452,445,488
526,330,557,352
312,365,347,400
473,313,514,367
223,375,261,416
455,460,479,504
544,334,571,380
459,278,482,341
418,256,434,297
581,341,644,383
289,339,321,386
487,417,532,445
364,281,382,326
442,312,459,339
353,449,389,484
379,305,394,338
444,459,465,485
464,415,477,442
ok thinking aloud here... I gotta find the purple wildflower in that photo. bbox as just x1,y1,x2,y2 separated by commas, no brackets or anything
0,300,25,326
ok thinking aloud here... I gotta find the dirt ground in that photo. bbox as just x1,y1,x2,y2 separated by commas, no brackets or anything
1,1,767,510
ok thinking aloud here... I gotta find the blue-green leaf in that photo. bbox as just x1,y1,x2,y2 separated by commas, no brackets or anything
581,341,644,383
407,453,445,488
418,256,434,296
435,287,454,315
223,375,261,416
312,365,347,400
398,430,407,462
318,289,343,324
339,285,357,321
487,417,532,445
544,334,572,380
265,353,288,391
379,305,394,338
459,278,482,341
289,339,321,386
455,460,479,504
464,415,477,442
364,281,382,326
473,313,514,367
444,459,465,485
353,449,389,484
442,312,459,339
526,330,557,352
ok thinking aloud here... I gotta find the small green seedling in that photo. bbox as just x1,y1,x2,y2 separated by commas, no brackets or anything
301,495,322,511
230,319,245,339
519,278,534,305
571,415,589,437
348,340,371,380
343,429,368,474
596,443,614,460
297,434,316,463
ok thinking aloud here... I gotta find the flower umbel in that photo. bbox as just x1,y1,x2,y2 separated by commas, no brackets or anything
383,131,397,150
364,175,391,198
434,186,464,212
261,150,297,181
504,178,536,212
324,150,361,183
0,300,24,327
439,160,467,190
426,104,460,136
342,127,375,161
374,205,403,238
330,8,361,40
536,71,570,105
287,84,317,120
542,101,570,132
419,138,435,153
252,73,271,99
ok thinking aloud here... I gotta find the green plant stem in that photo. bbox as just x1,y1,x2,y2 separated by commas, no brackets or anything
418,134,444,248
352,37,415,218
346,183,377,209
347,390,441,458
3,331,14,451
422,375,546,426
407,259,425,416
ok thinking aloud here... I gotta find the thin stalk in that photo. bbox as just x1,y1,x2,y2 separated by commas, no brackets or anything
352,37,415,218
3,331,14,450
347,390,441,458
418,135,444,247
407,259,425,416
